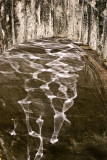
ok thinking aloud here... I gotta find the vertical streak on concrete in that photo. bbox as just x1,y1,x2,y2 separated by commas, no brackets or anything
103,17,107,59
72,0,75,38
36,1,41,38
0,1,3,52
67,0,73,39
11,0,15,45
0,19,3,52
50,0,54,37
24,0,26,41
80,0,84,41
102,5,107,59
31,0,37,39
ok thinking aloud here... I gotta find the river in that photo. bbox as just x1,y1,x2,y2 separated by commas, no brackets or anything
0,38,106,160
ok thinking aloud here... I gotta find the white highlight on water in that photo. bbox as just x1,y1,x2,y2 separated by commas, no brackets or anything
10,119,17,136
2,39,85,160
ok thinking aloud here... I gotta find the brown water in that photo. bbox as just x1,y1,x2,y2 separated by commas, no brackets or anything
0,38,107,160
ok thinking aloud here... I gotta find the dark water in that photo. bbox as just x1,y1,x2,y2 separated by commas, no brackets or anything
0,39,106,160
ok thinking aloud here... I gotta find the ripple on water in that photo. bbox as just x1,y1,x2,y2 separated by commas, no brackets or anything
0,39,85,160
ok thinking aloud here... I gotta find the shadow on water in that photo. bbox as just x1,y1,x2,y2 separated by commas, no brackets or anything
0,38,107,160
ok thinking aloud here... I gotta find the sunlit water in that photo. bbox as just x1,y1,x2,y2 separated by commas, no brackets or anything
0,39,106,160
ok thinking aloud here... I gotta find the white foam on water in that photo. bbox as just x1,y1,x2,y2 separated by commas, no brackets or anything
10,130,16,136
27,145,31,160
56,72,71,78
18,77,44,160
62,99,74,113
33,72,38,79
40,68,53,72
19,100,44,160
67,44,75,48
40,84,49,90
29,131,39,137
25,88,35,92
46,61,68,67
19,43,26,46
50,112,71,144
34,116,44,160
10,119,18,136
47,95,57,99
18,100,32,105
58,84,68,97
29,55,40,60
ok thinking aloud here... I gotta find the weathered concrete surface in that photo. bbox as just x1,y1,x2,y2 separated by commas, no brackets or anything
0,0,107,58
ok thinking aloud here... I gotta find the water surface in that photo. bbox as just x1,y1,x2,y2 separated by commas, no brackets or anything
0,38,106,160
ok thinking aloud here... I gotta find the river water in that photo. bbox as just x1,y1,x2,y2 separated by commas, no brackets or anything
0,39,106,160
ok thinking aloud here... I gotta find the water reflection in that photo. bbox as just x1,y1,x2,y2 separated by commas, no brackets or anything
1,38,96,160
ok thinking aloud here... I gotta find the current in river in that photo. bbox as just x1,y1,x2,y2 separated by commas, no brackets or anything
0,39,106,160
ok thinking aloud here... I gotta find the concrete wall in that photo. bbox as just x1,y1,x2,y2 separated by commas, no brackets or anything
0,0,54,50
79,0,107,59
0,0,107,59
